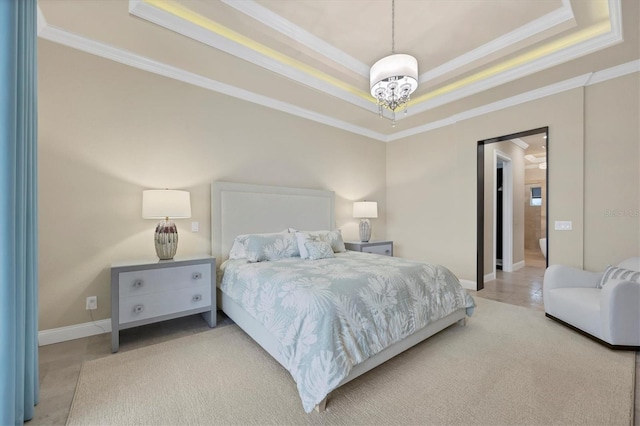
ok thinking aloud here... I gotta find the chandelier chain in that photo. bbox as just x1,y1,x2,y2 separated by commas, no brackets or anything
391,0,395,53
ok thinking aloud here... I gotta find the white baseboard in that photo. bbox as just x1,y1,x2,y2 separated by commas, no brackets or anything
484,272,496,282
512,260,525,271
458,279,477,291
38,319,111,346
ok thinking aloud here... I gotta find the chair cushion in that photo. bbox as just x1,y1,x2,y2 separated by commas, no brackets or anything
546,288,602,339
597,265,640,289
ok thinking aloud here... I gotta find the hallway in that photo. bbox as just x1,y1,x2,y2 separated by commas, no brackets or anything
474,249,546,311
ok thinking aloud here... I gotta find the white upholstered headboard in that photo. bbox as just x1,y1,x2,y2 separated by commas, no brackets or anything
211,182,335,261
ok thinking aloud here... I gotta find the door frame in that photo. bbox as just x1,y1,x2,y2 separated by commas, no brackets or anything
494,150,513,276
477,126,549,291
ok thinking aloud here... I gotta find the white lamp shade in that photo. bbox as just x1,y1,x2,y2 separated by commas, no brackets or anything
142,190,191,219
353,201,378,218
369,54,418,96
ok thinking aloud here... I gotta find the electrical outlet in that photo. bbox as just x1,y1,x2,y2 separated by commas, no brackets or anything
86,296,97,310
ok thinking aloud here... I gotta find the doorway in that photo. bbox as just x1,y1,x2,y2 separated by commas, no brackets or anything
477,127,549,291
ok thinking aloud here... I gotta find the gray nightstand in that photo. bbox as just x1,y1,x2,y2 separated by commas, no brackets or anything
110,255,216,352
344,241,393,256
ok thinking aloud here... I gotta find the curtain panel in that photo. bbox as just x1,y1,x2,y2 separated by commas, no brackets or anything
0,0,40,424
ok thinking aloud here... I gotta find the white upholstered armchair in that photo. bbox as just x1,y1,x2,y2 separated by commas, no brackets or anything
543,257,640,350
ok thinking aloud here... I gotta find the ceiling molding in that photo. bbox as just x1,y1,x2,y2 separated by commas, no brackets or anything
402,1,623,121
220,0,370,78
128,0,378,114
36,7,638,145
130,0,621,123
586,59,640,86
387,73,592,142
37,6,47,35
220,0,575,89
37,22,387,142
511,139,530,150
525,154,546,163
388,59,638,141
418,0,575,84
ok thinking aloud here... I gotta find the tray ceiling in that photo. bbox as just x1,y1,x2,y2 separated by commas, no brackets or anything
37,0,630,141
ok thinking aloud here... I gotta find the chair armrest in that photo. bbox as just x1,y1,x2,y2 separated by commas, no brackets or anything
600,279,640,345
543,265,602,312
543,264,602,291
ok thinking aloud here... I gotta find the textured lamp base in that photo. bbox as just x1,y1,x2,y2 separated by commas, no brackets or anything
359,218,371,242
154,220,178,260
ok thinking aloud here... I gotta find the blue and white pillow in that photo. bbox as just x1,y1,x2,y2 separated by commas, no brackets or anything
228,231,288,259
243,232,299,262
304,240,335,260
295,230,346,258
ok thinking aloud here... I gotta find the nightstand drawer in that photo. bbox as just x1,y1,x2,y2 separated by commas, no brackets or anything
363,243,393,256
345,241,393,256
118,264,211,298
119,284,211,324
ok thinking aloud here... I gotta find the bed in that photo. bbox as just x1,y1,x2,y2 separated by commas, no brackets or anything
212,182,475,413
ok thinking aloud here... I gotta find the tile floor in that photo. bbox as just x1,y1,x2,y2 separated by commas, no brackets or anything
31,257,638,425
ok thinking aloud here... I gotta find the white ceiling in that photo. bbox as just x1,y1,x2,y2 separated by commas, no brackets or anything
37,0,635,141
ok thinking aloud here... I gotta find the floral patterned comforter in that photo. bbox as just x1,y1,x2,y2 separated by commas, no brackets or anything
220,251,475,412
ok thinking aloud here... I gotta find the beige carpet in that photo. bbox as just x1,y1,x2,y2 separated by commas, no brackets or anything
67,298,635,425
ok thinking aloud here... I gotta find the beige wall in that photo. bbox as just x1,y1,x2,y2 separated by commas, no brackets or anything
388,88,587,285
584,73,640,270
38,41,387,330
388,74,640,285
483,140,526,275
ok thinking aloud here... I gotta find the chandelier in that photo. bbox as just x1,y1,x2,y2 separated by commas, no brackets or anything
369,0,419,127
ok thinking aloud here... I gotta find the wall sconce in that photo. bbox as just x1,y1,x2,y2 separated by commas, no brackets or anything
353,201,378,243
142,189,191,260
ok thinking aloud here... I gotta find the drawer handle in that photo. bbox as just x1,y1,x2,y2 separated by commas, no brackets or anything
133,304,144,314
385,249,390,254
192,272,202,280
192,294,202,302
132,279,144,288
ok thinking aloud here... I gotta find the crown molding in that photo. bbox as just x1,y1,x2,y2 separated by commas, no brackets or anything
37,9,638,145
220,0,370,78
38,23,387,141
404,1,623,121
387,73,592,142
219,0,575,90
586,59,639,86
37,5,46,35
419,0,575,85
128,0,378,114
525,154,545,163
511,138,530,150
130,0,619,122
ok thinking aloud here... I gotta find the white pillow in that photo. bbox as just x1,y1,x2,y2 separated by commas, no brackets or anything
597,265,640,289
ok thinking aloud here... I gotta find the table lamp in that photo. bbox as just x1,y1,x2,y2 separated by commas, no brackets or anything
142,189,191,260
353,201,378,243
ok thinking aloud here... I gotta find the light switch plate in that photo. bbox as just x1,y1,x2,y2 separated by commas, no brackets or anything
554,220,572,231
191,221,199,232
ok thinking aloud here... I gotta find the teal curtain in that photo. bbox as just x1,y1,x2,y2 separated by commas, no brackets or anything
0,0,39,424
